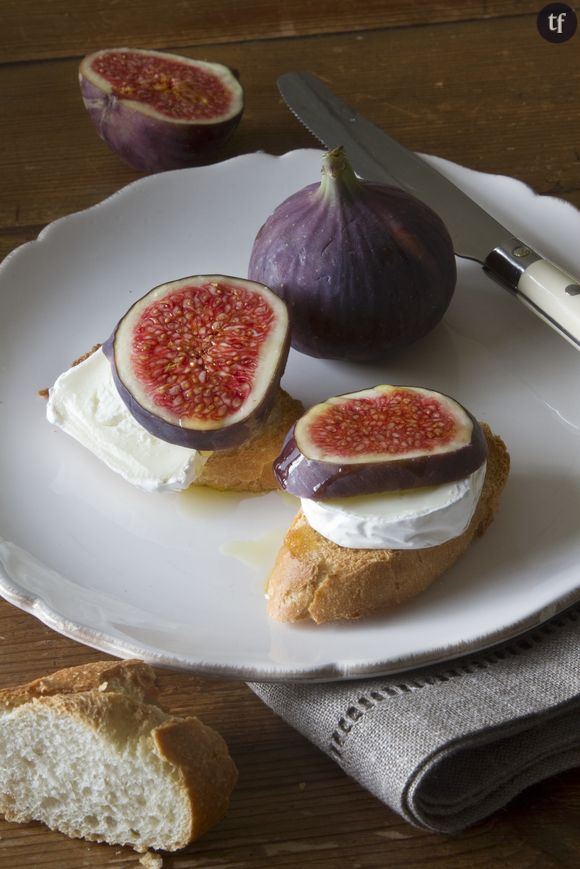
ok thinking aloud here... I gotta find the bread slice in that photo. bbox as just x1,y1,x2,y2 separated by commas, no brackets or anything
266,423,510,624
46,346,303,495
197,388,303,492
0,660,237,852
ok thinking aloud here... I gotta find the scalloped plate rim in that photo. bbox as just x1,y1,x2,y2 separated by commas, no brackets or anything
1,148,580,682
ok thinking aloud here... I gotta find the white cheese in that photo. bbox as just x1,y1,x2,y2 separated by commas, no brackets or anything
46,348,208,492
301,462,487,549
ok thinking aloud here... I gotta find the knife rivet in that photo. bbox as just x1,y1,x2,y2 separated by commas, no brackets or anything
513,245,531,258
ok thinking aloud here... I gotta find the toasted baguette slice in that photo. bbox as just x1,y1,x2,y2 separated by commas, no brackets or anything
267,423,510,624
0,660,237,852
197,388,303,492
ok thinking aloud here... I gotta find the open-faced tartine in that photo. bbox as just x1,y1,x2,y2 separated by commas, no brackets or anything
267,386,510,624
44,275,303,494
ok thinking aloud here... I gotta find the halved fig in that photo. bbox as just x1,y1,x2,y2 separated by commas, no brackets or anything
79,48,244,172
103,275,290,450
274,385,487,499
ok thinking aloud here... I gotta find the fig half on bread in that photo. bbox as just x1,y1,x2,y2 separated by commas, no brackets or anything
267,386,510,623
102,274,301,491
46,275,303,494
275,385,488,499
104,275,291,451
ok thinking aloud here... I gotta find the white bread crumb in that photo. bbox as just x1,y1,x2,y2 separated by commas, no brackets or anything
139,851,163,868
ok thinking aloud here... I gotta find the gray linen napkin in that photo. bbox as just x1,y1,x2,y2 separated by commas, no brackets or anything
249,604,580,833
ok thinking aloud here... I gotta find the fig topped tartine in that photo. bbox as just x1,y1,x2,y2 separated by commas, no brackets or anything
45,275,303,494
267,385,510,623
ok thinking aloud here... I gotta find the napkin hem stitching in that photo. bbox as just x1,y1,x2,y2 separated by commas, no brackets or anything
329,603,580,760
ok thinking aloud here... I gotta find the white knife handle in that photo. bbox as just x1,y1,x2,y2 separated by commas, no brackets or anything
485,237,580,350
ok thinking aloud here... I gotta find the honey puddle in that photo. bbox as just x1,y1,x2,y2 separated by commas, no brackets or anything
179,484,260,517
180,486,294,584
220,529,283,574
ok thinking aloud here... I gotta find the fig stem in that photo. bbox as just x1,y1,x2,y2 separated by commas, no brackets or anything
320,146,359,198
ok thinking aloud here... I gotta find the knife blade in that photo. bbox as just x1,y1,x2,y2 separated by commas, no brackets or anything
278,71,580,350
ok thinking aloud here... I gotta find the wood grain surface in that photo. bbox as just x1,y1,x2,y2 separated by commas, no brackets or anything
2,2,580,867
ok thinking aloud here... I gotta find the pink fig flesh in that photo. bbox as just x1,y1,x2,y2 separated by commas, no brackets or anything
274,385,487,499
104,275,290,450
79,48,244,172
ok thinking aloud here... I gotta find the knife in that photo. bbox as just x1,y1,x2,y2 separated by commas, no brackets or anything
278,71,580,351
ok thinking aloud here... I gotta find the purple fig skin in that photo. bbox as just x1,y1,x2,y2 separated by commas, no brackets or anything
248,148,457,362
273,405,488,500
79,52,244,173
102,276,290,451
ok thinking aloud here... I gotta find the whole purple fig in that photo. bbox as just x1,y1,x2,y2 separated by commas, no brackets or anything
248,147,457,361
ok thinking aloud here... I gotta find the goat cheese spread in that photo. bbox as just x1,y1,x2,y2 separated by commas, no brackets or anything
46,348,208,493
301,463,486,549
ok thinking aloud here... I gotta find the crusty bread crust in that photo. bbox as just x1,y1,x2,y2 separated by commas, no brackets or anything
153,715,238,842
197,388,303,492
0,660,238,850
266,423,510,624
0,659,158,710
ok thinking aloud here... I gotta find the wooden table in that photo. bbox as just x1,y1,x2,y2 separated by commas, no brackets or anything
2,3,580,866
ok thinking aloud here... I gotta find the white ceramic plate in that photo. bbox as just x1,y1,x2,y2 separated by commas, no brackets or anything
1,149,580,681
